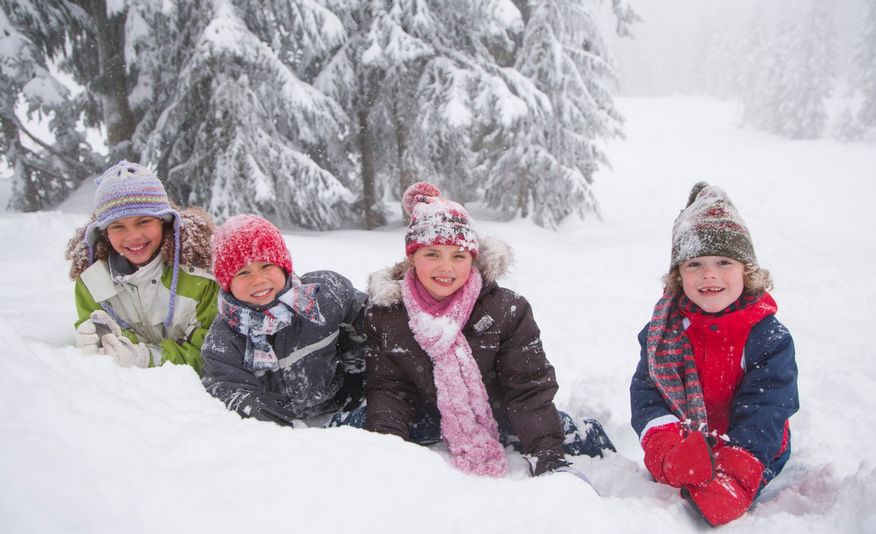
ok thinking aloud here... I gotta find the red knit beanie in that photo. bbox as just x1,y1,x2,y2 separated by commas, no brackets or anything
212,214,293,291
403,182,479,257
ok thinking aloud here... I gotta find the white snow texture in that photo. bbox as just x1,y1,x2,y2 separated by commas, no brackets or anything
1,97,875,533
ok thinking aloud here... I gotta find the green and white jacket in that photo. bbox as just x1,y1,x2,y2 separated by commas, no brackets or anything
74,254,219,375
68,206,219,375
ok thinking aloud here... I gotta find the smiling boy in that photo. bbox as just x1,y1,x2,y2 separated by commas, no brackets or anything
630,182,799,527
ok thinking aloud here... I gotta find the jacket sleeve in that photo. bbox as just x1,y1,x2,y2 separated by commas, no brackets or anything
493,294,565,460
322,271,368,375
726,316,799,464
363,307,417,439
158,277,220,377
73,277,143,345
75,274,219,376
73,278,101,329
200,318,300,425
630,324,678,441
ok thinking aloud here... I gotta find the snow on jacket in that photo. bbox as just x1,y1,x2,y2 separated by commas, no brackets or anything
201,270,367,422
67,206,219,375
630,296,799,469
364,237,567,463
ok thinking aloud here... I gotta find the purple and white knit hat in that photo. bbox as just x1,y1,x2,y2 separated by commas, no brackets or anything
84,161,178,248
403,182,479,257
84,161,182,328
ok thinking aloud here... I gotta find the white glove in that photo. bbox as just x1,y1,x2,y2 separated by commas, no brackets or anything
75,320,100,354
90,310,124,339
99,333,151,368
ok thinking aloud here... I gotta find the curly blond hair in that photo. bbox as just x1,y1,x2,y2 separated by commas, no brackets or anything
661,263,773,297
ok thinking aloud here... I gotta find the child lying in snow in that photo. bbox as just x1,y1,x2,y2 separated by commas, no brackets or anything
337,182,614,478
200,214,366,426
66,161,219,374
630,182,799,526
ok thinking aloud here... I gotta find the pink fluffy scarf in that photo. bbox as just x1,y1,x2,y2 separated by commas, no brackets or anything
401,267,508,477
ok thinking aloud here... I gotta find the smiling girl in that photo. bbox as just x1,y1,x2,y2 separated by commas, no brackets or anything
66,161,218,373
630,182,799,526
358,182,614,478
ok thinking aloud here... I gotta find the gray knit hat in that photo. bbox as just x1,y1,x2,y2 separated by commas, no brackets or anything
670,182,756,267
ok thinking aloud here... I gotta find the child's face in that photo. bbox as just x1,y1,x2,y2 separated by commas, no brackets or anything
679,255,745,313
106,216,164,267
229,261,287,306
409,245,473,301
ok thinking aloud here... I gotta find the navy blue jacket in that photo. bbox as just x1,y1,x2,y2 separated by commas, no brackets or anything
630,314,799,470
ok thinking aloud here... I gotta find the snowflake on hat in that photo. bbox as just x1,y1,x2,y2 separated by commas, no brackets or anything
403,182,479,257
212,215,294,292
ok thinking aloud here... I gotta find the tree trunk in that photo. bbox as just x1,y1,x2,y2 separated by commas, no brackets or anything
88,0,137,162
358,67,386,229
358,109,381,229
394,112,415,220
517,169,530,219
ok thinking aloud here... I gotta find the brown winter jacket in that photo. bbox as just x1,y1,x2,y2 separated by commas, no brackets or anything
364,237,566,465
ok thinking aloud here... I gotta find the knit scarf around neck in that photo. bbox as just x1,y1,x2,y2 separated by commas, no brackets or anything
218,274,325,374
645,292,763,432
401,267,508,477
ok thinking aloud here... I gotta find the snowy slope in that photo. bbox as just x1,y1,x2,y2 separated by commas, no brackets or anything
1,97,875,533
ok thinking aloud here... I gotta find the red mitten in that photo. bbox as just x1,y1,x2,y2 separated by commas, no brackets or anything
642,423,714,487
683,446,764,527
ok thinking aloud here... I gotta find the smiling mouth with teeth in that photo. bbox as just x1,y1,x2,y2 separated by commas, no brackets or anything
698,287,724,293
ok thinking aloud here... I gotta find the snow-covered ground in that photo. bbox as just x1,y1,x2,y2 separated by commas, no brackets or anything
1,97,874,533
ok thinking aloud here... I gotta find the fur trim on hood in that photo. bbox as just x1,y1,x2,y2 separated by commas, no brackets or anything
65,205,214,280
368,236,513,307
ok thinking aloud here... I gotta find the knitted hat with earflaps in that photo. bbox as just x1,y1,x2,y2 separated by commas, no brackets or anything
403,182,479,257
211,214,294,292
670,182,757,268
84,161,181,329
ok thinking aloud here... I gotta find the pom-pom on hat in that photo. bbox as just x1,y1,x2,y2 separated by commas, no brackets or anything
670,181,757,268
403,182,479,257
83,161,182,329
212,214,294,292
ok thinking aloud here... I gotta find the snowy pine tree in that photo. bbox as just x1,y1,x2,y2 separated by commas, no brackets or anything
856,0,876,129
317,0,545,226
740,5,782,131
481,0,625,228
773,0,834,138
0,1,101,211
741,0,834,139
140,0,358,229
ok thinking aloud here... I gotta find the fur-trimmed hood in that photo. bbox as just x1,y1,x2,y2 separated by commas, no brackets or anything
367,236,513,307
65,205,215,280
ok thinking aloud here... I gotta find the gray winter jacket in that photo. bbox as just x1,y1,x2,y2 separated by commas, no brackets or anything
201,270,367,424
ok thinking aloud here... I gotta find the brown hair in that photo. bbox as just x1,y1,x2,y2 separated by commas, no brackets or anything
65,205,214,280
661,263,773,297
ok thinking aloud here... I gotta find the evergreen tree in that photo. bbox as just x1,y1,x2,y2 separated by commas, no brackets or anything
0,1,101,211
856,0,876,129
772,0,834,138
741,0,834,139
481,0,624,228
141,0,357,229
740,5,781,131
317,0,544,226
